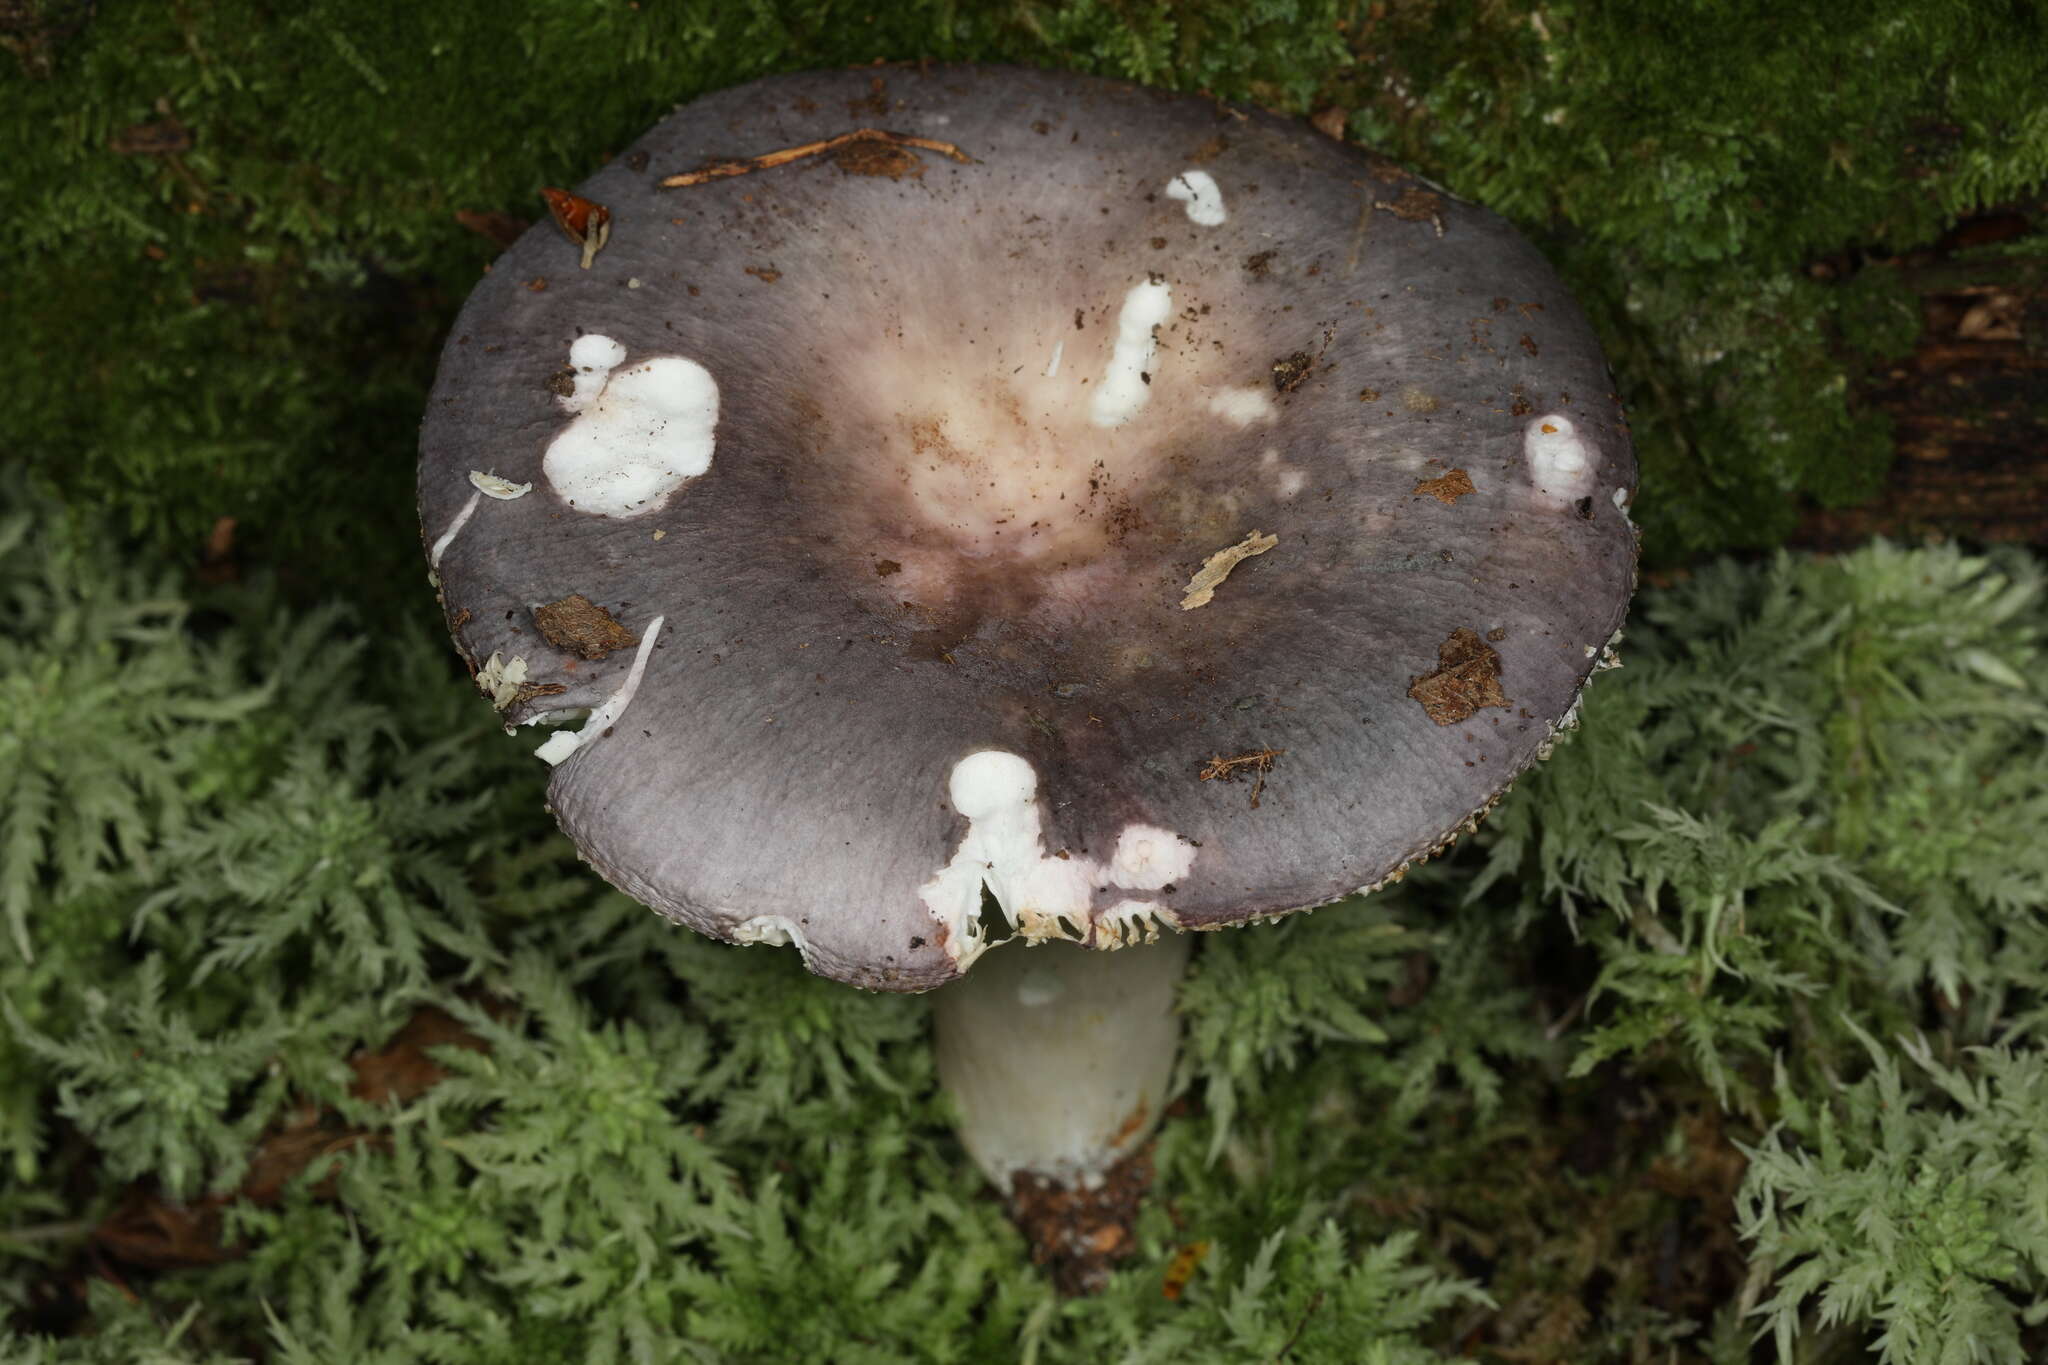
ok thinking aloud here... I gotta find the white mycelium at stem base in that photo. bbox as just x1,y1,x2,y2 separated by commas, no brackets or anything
933,931,1192,1190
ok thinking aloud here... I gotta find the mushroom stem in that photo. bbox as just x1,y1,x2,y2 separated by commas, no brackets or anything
932,931,1192,1191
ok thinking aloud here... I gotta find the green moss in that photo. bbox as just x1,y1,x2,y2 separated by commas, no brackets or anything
5,0,2042,584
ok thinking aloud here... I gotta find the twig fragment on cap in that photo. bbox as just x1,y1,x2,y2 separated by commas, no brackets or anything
1199,749,1285,808
1180,531,1278,610
660,128,974,187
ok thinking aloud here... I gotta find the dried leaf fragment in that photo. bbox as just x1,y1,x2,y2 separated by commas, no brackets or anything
1413,468,1476,506
1956,292,2024,341
1180,530,1278,610
1408,628,1510,725
540,187,611,269
91,1006,490,1271
1163,1240,1213,1300
533,594,640,660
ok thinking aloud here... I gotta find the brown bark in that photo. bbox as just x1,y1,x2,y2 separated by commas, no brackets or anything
1795,212,2048,550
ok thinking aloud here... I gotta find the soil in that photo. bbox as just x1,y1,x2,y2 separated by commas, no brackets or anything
1007,1146,1155,1296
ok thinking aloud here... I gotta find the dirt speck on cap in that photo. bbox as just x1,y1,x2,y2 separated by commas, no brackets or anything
832,138,924,179
846,75,890,118
1409,628,1511,725
533,595,640,661
1271,351,1314,394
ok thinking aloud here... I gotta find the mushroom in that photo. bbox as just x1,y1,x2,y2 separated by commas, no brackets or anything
419,64,1637,1264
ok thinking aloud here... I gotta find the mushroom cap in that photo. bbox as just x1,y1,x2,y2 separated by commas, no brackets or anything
419,65,1638,991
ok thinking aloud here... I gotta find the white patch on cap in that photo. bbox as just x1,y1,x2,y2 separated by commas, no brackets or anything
1045,340,1064,378
468,470,531,500
429,490,481,570
1089,280,1173,429
1108,825,1196,891
544,337,719,519
1165,170,1227,226
920,750,1198,970
1206,386,1275,428
1259,446,1308,500
563,334,628,411
1525,413,1593,491
534,615,664,765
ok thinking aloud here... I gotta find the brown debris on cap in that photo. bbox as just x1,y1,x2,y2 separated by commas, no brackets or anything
533,594,639,660
1181,531,1278,610
1408,628,1512,725
1377,186,1446,236
1414,468,1477,506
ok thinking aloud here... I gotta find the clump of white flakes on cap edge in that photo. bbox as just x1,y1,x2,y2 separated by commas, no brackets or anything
920,750,1197,968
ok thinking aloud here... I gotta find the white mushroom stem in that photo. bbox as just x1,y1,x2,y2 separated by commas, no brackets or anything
932,931,1192,1190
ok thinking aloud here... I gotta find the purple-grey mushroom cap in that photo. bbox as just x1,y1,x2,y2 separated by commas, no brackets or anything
418,65,1638,992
